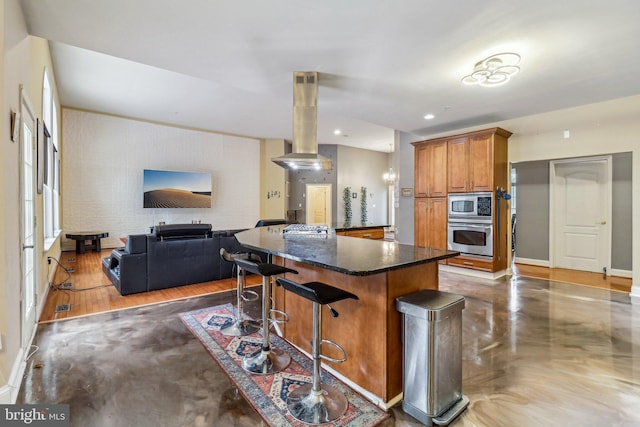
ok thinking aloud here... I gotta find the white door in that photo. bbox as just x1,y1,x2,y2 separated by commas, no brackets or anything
551,157,611,273
20,89,38,348
306,184,331,225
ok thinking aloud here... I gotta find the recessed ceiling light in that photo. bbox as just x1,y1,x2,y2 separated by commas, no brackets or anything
334,129,341,135
424,114,435,120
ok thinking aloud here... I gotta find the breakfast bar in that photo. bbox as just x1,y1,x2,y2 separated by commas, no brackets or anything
235,225,459,408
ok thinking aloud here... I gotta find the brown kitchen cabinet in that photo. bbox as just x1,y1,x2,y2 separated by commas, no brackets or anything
412,127,512,273
336,226,385,240
414,197,447,250
447,133,495,193
342,228,384,240
414,140,447,197
447,254,494,272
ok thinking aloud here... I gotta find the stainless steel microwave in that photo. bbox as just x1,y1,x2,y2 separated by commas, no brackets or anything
448,192,493,223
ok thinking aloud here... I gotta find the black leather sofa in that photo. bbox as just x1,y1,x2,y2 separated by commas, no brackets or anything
102,224,254,296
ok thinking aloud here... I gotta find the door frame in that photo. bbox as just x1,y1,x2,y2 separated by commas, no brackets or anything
19,86,39,349
305,183,332,226
549,155,612,273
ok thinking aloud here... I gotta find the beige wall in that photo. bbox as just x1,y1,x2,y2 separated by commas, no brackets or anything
29,36,63,327
260,139,288,220
337,145,389,225
0,0,8,401
1,0,31,403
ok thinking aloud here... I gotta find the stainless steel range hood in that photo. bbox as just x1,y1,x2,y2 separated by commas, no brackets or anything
272,72,333,170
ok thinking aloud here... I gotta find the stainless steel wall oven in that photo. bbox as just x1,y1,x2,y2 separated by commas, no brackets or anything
448,193,493,257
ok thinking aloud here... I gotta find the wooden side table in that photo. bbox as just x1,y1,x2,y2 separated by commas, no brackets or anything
66,232,109,254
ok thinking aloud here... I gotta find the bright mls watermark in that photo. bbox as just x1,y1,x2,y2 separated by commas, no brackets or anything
1,405,69,426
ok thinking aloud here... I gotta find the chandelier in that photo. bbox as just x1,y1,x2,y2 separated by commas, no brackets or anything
383,168,397,184
461,53,521,87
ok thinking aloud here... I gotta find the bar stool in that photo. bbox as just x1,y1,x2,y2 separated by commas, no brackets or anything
234,258,298,375
215,248,262,336
276,277,359,424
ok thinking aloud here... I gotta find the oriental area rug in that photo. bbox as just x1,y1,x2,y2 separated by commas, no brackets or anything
179,304,391,427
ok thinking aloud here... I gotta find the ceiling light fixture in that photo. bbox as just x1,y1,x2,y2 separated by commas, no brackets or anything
424,113,435,120
383,168,397,184
334,129,341,135
462,53,521,87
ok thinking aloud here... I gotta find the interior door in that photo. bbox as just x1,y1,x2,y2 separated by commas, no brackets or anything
552,158,611,273
20,89,38,348
306,184,331,225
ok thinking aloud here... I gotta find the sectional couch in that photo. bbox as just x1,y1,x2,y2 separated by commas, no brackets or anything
101,223,257,295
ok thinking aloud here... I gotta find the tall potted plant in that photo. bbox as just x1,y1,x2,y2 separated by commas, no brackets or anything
343,187,352,224
360,186,368,223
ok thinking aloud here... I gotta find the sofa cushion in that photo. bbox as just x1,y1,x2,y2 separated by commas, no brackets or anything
126,234,147,254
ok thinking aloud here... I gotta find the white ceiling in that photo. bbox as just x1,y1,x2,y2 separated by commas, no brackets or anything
19,0,640,152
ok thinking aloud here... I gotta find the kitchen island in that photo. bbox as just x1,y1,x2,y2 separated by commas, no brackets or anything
235,226,459,408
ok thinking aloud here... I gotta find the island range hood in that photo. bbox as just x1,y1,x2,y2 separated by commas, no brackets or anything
271,71,333,170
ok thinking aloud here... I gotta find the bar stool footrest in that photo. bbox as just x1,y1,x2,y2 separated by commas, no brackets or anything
320,339,347,363
269,308,289,326
241,289,260,302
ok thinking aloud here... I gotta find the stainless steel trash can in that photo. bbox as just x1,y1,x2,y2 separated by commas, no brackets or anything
396,289,469,426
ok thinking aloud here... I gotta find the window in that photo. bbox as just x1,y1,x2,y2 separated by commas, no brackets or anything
42,69,60,248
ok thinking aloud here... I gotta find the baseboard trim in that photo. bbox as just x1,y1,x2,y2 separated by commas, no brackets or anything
439,264,507,280
609,268,632,278
0,385,11,404
514,257,550,267
0,347,27,404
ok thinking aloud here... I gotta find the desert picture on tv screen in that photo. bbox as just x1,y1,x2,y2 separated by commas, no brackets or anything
143,169,211,208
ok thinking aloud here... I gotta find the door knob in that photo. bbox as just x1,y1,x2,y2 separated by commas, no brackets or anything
598,220,606,225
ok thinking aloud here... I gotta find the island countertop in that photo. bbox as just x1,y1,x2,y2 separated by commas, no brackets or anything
235,225,459,276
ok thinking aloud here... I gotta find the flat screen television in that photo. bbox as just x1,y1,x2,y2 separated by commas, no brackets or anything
143,169,212,208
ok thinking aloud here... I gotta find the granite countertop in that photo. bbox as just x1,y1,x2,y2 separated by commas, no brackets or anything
235,226,459,276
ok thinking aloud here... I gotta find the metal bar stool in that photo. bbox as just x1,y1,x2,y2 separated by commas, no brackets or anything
215,248,262,336
276,277,359,424
234,258,298,374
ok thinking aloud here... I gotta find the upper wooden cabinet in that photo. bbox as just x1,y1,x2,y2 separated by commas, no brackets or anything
448,133,494,193
446,137,469,192
414,140,447,197
414,127,511,195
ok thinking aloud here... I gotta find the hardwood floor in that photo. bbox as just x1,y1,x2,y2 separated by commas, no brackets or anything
40,249,261,323
40,250,632,323
512,262,632,293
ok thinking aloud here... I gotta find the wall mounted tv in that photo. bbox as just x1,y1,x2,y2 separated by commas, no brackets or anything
143,169,212,208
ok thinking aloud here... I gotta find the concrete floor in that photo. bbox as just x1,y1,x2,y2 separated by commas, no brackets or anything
18,272,640,426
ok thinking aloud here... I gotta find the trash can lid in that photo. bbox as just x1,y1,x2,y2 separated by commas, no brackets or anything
396,289,465,320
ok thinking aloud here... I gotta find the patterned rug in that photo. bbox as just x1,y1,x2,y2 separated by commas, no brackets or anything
179,304,391,427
